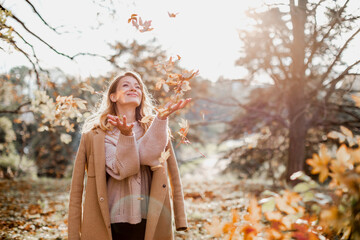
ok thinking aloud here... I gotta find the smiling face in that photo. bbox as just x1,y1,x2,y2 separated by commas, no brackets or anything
110,75,143,107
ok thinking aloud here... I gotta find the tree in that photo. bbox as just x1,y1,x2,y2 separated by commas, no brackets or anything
229,0,360,181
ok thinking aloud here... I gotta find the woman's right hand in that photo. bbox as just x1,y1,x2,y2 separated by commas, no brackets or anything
107,114,134,136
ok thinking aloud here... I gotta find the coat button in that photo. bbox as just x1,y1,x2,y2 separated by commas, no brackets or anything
162,184,166,188
100,197,104,202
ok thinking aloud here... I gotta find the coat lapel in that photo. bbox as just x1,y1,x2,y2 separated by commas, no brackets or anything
93,129,111,236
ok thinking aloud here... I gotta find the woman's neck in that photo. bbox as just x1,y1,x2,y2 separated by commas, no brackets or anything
115,105,137,123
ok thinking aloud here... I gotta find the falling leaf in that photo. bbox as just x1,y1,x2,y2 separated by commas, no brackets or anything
128,14,154,33
178,118,190,144
127,14,138,23
80,83,95,94
168,11,179,18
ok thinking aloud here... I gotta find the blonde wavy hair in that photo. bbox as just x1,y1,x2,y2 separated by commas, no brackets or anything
81,71,157,134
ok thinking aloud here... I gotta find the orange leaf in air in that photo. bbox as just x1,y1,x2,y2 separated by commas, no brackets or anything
178,118,190,144
127,14,138,23
128,14,154,33
168,11,179,18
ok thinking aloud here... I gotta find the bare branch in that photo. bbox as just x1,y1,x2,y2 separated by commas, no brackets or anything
8,38,40,83
324,59,360,101
23,0,61,34
0,101,32,114
0,3,109,62
304,0,350,69
320,27,360,83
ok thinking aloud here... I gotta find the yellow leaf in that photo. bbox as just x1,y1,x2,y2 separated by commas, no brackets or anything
340,125,353,138
336,144,353,169
327,131,346,143
159,149,170,164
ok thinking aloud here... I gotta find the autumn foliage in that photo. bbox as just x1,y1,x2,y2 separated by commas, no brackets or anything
204,97,360,239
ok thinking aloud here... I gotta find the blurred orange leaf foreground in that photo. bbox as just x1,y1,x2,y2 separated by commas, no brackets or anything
128,14,154,33
306,144,332,183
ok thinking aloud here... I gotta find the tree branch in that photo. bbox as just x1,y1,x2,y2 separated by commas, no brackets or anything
320,27,360,84
304,0,350,69
0,3,109,62
8,38,40,83
0,101,32,114
23,0,61,34
324,59,360,102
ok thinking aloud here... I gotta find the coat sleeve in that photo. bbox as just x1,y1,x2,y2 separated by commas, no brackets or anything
138,116,169,168
68,133,87,240
166,140,189,231
105,132,140,180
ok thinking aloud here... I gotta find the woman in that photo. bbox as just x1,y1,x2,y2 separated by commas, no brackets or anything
68,71,189,240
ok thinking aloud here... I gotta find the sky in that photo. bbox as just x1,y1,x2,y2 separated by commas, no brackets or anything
0,0,265,82
1,0,359,82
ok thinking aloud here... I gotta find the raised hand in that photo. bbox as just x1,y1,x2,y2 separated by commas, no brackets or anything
107,114,134,136
158,98,191,120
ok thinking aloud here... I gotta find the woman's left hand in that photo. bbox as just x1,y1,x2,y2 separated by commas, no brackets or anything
158,98,191,120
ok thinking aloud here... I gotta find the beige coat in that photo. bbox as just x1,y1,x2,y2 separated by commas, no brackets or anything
68,127,188,240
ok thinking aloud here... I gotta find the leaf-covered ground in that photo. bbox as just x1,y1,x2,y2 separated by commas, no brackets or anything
0,158,274,240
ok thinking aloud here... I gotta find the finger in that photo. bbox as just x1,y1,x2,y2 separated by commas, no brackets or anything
107,114,115,120
116,116,123,126
171,99,183,111
179,99,189,109
108,119,117,126
123,115,127,126
164,101,174,109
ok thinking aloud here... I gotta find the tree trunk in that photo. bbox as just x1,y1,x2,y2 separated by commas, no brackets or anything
286,0,308,182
